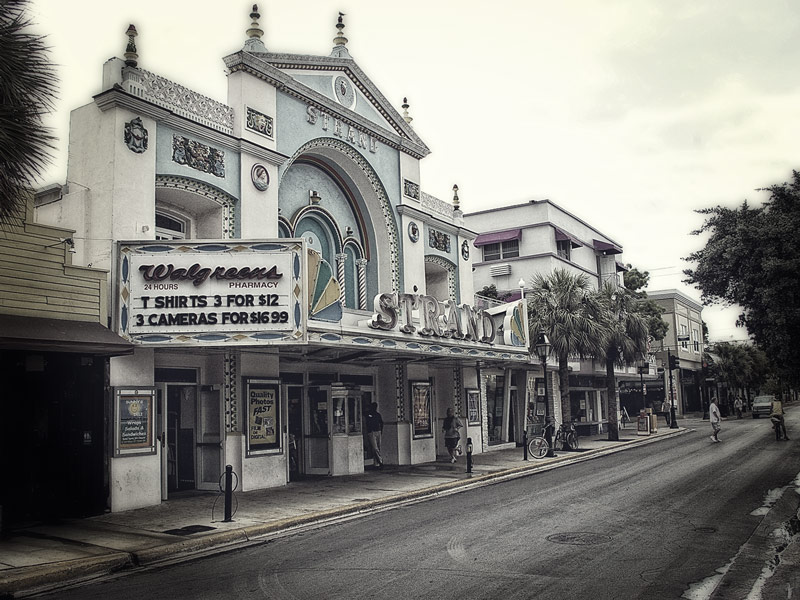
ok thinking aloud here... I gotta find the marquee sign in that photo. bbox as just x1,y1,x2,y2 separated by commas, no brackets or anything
117,240,306,346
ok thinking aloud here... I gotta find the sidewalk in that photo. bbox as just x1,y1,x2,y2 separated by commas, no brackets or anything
0,424,685,597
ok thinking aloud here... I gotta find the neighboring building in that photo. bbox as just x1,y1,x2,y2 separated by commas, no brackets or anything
0,195,132,529
31,9,529,514
648,289,705,415
465,199,641,436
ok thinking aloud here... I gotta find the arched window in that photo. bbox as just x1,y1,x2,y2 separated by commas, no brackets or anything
155,211,188,240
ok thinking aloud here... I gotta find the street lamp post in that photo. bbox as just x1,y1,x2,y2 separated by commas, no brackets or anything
639,359,647,412
534,329,555,457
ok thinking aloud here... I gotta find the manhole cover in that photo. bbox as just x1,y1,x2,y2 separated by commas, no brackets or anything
546,532,612,546
694,527,716,534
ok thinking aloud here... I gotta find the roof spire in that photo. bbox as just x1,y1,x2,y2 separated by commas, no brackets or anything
331,12,351,58
244,4,268,52
401,97,413,124
452,185,460,211
124,24,138,67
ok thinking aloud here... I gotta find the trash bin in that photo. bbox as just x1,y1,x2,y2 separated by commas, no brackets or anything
649,413,658,433
637,414,650,436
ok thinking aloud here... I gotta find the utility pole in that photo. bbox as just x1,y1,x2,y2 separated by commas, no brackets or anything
667,349,679,429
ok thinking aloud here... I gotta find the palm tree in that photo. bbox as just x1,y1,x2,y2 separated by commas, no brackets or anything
0,0,57,225
597,283,649,441
527,269,605,426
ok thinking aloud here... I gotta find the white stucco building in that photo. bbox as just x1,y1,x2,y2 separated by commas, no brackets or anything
32,9,530,514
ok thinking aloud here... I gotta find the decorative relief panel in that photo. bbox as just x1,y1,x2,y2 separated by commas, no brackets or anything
246,107,274,138
172,135,225,178
428,229,451,253
403,179,420,200
137,69,234,133
124,117,148,153
420,192,454,219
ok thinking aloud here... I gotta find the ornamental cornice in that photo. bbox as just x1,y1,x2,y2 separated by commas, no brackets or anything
94,88,240,153
224,51,430,158
237,139,289,166
396,204,477,239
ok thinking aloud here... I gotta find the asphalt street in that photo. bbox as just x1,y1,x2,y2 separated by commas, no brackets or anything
37,412,800,600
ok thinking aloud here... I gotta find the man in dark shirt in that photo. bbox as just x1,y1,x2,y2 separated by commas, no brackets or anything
365,402,384,468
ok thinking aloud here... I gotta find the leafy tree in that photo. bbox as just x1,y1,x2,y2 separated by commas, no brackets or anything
596,283,649,441
622,265,668,342
0,0,57,225
526,269,605,425
684,171,800,387
476,284,512,302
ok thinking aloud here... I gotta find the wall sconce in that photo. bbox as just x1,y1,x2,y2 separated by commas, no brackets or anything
309,190,321,204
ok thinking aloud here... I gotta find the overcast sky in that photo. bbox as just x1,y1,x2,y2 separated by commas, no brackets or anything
29,0,800,343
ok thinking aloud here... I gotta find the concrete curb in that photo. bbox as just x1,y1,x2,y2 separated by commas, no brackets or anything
0,553,132,597
0,427,687,597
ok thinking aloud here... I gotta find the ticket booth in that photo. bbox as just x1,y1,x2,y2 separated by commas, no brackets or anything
305,384,363,475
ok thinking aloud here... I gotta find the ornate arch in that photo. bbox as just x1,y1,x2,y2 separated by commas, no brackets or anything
280,138,400,292
424,255,458,302
155,175,238,239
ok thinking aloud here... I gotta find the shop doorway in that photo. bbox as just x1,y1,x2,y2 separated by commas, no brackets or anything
156,377,222,498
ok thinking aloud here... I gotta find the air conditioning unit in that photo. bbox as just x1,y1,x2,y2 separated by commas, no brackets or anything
490,264,512,277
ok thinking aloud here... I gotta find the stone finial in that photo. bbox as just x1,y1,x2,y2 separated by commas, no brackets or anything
244,4,268,52
333,12,348,47
331,12,352,58
402,97,413,124
452,184,460,210
124,24,138,67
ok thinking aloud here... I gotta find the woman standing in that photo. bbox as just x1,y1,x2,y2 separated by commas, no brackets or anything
443,408,464,463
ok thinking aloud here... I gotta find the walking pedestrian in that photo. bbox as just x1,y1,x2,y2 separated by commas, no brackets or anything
443,407,463,463
770,396,789,441
365,402,384,468
709,396,722,442
734,396,743,419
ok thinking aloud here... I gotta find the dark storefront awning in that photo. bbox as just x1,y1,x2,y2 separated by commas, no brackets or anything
554,227,584,248
474,228,522,247
0,315,134,355
593,239,623,255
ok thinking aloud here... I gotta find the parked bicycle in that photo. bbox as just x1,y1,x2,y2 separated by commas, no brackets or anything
527,420,579,459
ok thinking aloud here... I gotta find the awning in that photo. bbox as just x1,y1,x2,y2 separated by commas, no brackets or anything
554,227,584,248
593,239,623,255
0,315,134,355
615,260,629,272
474,228,522,247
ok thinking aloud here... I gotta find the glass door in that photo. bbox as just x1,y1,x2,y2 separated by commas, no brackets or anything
305,386,331,474
286,385,303,481
196,386,222,491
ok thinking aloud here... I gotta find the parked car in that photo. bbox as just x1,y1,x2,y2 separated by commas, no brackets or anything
752,395,775,418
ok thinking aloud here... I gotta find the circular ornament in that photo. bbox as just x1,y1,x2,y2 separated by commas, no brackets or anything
461,240,470,260
408,222,419,243
251,164,270,191
333,75,355,108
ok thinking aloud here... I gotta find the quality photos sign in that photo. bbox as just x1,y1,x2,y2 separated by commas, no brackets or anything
117,240,306,346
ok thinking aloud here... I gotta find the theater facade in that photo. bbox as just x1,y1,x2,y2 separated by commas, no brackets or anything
34,8,530,512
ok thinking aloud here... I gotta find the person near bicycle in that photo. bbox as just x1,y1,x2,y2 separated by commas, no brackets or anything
365,402,384,468
770,396,789,441
443,408,464,463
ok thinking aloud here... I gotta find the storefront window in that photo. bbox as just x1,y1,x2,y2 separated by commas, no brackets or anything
332,396,346,434
348,395,361,434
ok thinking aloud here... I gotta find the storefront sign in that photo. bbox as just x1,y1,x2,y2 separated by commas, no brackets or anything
368,292,496,344
246,379,281,455
117,241,306,345
114,387,155,456
411,381,432,438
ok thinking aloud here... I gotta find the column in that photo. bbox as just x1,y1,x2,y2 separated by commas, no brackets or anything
356,258,368,310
